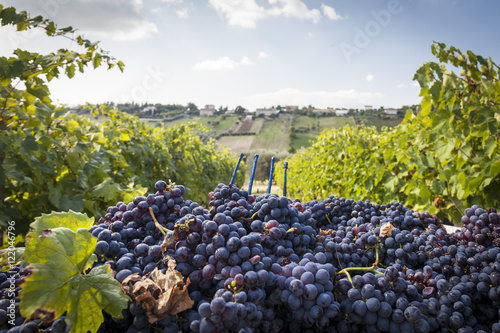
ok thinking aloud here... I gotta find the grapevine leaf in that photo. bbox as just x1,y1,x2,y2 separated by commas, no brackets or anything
30,210,94,237
0,247,25,267
20,228,129,333
490,160,500,178
92,179,121,202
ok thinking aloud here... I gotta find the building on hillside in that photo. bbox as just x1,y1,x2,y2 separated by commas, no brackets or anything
285,105,299,111
385,108,398,115
313,108,329,116
335,108,349,116
225,109,235,114
142,106,156,115
364,105,373,111
200,104,215,116
255,107,278,116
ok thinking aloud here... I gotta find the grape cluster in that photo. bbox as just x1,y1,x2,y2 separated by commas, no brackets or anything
4,180,500,332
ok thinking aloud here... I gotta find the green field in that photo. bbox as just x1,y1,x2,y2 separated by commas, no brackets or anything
290,115,355,151
292,133,317,151
354,114,404,131
318,116,355,130
148,114,244,135
251,115,292,152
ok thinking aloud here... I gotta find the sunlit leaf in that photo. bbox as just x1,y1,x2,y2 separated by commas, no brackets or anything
20,228,128,333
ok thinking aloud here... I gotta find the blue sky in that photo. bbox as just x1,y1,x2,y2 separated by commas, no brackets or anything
0,0,499,110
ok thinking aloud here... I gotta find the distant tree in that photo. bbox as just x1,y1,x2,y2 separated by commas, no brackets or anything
235,105,245,114
187,102,199,115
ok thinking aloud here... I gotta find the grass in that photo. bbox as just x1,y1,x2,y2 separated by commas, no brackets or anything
289,115,355,150
250,118,264,133
251,115,291,152
160,115,243,134
292,133,317,151
318,116,355,130
217,135,255,154
294,116,317,131
354,115,404,131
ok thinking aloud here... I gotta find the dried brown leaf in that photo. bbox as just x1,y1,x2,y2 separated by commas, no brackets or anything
160,231,177,253
379,222,394,237
319,229,333,236
121,258,194,323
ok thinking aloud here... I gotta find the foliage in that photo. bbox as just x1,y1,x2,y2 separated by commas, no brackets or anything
0,6,245,233
277,42,500,224
29,210,94,238
20,211,128,333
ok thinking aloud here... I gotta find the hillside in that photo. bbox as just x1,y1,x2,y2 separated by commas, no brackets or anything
81,111,405,183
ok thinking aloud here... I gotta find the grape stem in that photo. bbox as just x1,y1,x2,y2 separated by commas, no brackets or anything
336,244,384,285
149,207,172,236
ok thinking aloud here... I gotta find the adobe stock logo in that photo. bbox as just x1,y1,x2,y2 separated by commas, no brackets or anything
118,65,168,103
7,0,71,48
339,0,407,63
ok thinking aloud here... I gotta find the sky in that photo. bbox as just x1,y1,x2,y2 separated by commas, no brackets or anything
0,0,499,111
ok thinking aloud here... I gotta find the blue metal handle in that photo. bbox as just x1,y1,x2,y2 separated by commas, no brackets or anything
230,153,244,186
283,161,288,197
267,156,275,194
248,154,259,195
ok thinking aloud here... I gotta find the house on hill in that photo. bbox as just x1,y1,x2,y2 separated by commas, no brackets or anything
142,106,156,115
335,108,349,116
385,108,398,115
255,107,278,116
200,105,215,116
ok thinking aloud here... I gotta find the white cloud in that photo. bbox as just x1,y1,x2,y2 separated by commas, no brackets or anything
308,32,313,38
161,0,183,3
194,56,254,71
244,88,383,110
209,0,323,28
258,51,269,59
176,8,189,19
0,0,158,41
397,83,404,88
240,56,254,66
321,4,342,21
209,0,267,29
268,0,321,24
412,81,420,87
366,74,374,81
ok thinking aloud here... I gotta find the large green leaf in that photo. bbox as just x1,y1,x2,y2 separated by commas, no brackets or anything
20,228,128,333
30,210,94,236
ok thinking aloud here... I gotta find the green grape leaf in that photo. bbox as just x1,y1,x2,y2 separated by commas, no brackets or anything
490,160,500,178
92,178,121,202
0,247,25,268
20,228,129,333
29,210,94,237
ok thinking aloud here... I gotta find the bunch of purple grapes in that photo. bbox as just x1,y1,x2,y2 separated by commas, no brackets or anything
6,178,500,333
